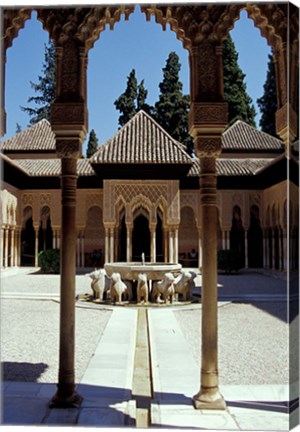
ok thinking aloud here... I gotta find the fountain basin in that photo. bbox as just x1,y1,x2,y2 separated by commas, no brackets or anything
104,262,182,281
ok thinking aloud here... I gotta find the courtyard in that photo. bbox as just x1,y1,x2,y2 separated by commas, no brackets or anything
1,267,298,429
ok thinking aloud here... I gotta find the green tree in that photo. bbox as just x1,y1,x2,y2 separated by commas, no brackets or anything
154,52,193,155
86,129,99,158
21,41,56,125
257,54,277,136
15,123,22,133
114,70,153,127
223,36,256,127
114,69,138,127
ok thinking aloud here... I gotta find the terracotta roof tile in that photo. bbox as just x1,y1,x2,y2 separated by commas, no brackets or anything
90,110,193,165
222,121,284,151
188,158,273,177
9,158,95,176
0,119,56,152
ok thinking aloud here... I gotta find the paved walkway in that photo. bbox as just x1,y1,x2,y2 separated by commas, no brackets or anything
1,267,298,429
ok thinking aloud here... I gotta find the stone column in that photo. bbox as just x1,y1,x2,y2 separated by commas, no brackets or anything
4,227,9,268
222,231,226,250
244,230,248,269
76,232,81,268
169,229,174,264
0,226,4,268
198,230,202,270
174,227,179,264
110,227,114,263
278,228,283,271
150,224,156,263
105,228,109,264
164,228,168,263
282,229,287,271
10,227,15,267
34,226,39,267
188,40,227,410
272,230,276,269
80,232,85,268
126,224,132,263
48,35,88,407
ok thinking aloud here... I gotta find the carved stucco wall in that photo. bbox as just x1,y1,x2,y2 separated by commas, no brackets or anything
103,180,180,226
21,190,61,228
263,181,298,229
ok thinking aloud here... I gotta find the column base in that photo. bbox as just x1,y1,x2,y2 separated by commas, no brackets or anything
49,386,83,409
193,388,226,410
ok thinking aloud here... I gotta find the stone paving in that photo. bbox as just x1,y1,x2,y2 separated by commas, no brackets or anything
0,267,299,430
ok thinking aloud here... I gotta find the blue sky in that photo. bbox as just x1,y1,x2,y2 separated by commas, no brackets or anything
4,7,271,153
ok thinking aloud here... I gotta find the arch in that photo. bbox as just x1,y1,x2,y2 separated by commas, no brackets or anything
132,207,151,261
38,206,53,252
248,205,263,268
84,205,104,267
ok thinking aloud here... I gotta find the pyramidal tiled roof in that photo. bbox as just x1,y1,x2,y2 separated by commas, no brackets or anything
90,110,193,165
222,120,284,151
0,119,56,152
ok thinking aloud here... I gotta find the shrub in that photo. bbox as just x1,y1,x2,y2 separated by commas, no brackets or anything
38,249,60,273
217,249,242,274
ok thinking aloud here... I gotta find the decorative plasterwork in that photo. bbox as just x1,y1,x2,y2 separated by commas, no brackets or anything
37,6,135,52
103,180,180,226
141,4,243,49
2,8,32,51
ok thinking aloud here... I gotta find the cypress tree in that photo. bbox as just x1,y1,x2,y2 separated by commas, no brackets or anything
223,36,256,127
257,54,277,136
86,129,99,158
154,52,193,155
21,41,56,125
137,80,153,116
114,69,138,127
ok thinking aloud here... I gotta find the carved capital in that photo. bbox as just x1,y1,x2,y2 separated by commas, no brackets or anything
194,136,222,159
56,139,81,159
51,102,87,125
189,102,228,136
276,103,297,145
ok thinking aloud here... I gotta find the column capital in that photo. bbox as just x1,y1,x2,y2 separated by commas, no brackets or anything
195,136,222,159
189,102,227,137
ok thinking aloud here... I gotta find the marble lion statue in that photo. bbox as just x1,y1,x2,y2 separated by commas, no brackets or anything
151,272,175,304
173,270,197,301
137,273,148,304
86,269,111,301
110,272,131,303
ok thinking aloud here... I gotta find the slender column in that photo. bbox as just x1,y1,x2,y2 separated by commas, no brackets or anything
164,229,168,263
76,232,80,268
0,227,4,268
50,157,82,407
57,230,61,249
80,232,85,268
150,225,156,263
278,228,283,271
169,230,174,264
272,230,276,269
198,231,202,270
221,231,226,250
126,225,132,263
263,230,267,268
17,229,21,267
4,227,9,268
34,227,39,267
105,228,109,263
110,228,114,263
174,227,178,264
283,229,287,271
10,227,15,267
244,230,248,269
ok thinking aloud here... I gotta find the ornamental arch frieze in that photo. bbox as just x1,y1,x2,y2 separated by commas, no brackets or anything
103,180,180,227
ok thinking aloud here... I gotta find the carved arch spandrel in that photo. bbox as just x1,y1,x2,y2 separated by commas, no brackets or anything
141,4,243,49
2,8,32,51
36,6,135,52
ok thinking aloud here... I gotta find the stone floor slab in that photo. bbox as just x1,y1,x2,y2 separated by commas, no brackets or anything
2,396,49,425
